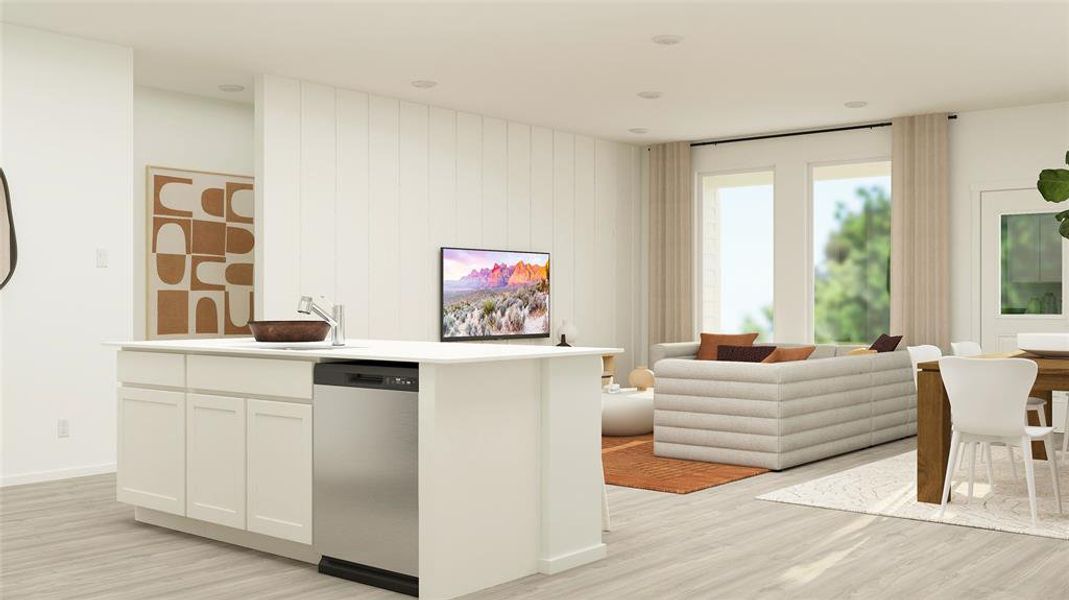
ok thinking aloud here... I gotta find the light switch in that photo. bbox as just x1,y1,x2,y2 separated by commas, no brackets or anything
96,248,108,268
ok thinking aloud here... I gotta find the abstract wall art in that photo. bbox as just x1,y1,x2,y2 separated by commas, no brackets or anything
147,166,255,339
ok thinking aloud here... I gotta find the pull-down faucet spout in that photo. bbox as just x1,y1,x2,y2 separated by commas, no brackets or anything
297,296,346,346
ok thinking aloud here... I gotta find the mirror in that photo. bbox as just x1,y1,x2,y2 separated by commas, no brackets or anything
0,168,16,290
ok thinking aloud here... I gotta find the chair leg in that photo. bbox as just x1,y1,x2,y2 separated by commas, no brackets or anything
1022,437,1039,528
1043,435,1062,515
1007,445,1018,479
1038,407,1048,428
984,443,994,487
1063,404,1069,453
967,442,977,503
940,431,961,517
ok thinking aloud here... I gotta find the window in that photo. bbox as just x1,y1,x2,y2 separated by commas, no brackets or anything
1001,213,1063,315
811,161,891,344
700,171,774,341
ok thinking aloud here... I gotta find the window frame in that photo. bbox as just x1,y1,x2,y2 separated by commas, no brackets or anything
807,157,893,344
694,166,777,338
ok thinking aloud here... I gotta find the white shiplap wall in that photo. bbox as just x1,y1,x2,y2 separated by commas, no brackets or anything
256,75,646,373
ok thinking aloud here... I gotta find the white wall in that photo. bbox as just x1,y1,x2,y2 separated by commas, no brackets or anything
691,128,893,343
256,75,646,373
949,101,1069,342
0,25,133,485
133,86,254,338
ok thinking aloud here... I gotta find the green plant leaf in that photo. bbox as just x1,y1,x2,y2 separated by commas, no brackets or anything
1038,168,1069,203
1057,210,1069,239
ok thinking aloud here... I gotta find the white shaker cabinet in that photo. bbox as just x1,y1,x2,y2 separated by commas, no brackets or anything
186,393,246,528
246,399,313,544
117,387,186,515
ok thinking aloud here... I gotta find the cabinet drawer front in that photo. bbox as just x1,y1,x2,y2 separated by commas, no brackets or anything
187,355,313,399
247,399,312,544
186,394,246,529
118,351,185,388
117,387,186,515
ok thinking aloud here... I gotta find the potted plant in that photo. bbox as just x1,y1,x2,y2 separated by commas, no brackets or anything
1038,150,1069,238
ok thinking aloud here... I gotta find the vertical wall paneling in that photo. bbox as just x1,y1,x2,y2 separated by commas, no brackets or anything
614,144,635,376
631,147,646,367
506,122,532,250
368,96,401,337
257,77,644,361
335,89,371,338
573,136,597,347
298,82,337,298
428,107,458,340
399,102,430,340
594,140,618,354
455,113,483,248
551,132,576,343
530,128,554,253
256,75,302,319
481,118,508,250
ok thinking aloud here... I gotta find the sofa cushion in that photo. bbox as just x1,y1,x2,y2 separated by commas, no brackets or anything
870,333,903,353
847,347,878,356
763,345,815,363
697,332,759,360
717,344,776,362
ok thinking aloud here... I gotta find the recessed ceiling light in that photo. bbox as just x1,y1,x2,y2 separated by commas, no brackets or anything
628,128,649,135
218,84,245,93
651,34,684,46
411,80,438,89
844,100,868,108
637,91,662,100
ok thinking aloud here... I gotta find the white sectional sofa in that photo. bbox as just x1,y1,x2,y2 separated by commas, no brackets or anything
650,342,917,470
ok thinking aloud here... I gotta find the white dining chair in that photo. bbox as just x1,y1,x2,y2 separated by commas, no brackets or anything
939,357,1062,527
907,345,942,387
952,339,1048,427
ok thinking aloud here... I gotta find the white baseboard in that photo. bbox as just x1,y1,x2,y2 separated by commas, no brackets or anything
1,462,116,487
538,543,607,575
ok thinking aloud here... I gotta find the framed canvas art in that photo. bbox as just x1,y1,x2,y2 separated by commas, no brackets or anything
147,166,255,339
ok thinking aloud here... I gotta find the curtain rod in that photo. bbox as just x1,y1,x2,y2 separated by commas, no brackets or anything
689,115,958,148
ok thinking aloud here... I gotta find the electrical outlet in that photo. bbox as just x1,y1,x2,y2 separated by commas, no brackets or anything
95,248,108,268
57,419,70,438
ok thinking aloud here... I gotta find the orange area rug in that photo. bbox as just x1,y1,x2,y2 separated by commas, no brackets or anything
602,435,768,494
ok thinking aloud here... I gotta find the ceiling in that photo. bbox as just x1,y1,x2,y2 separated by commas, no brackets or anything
4,1,1068,143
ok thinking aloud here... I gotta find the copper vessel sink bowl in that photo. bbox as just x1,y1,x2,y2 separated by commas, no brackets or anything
249,320,331,343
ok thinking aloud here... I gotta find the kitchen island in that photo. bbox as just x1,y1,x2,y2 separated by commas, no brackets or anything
109,338,621,600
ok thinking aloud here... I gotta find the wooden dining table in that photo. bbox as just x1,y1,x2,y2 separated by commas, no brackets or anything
916,352,1068,504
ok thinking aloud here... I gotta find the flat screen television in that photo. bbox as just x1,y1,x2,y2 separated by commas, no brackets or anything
440,247,550,342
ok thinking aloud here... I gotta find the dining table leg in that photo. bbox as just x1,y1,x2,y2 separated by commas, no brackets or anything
917,369,952,504
1028,389,1053,460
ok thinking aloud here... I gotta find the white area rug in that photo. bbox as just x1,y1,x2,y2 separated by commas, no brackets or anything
758,449,1069,539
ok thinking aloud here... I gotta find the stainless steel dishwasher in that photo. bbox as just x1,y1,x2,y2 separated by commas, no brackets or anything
314,361,419,597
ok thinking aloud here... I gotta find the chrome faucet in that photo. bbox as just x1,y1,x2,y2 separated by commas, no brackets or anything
297,295,346,346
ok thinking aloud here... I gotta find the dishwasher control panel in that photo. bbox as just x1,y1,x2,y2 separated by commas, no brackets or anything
314,361,420,392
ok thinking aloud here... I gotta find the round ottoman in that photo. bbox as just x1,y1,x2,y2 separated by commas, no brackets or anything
601,388,654,436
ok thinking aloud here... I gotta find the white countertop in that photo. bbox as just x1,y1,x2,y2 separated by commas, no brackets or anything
107,337,623,364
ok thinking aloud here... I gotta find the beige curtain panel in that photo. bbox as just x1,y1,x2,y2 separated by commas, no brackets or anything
890,113,950,349
648,141,694,347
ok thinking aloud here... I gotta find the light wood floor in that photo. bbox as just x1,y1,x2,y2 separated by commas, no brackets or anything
4,437,1068,600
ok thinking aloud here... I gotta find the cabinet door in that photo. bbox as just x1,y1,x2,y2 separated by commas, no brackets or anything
246,399,312,544
117,387,185,515
187,394,246,528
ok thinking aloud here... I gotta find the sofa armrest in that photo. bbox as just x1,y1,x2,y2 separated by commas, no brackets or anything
650,342,700,367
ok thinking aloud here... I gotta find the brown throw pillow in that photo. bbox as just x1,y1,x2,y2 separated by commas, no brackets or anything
696,332,760,361
870,334,903,353
717,344,776,363
763,345,816,363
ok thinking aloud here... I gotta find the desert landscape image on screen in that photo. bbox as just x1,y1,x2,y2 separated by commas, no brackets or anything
441,248,550,340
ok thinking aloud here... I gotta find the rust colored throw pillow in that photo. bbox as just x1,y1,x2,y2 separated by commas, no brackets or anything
847,348,878,356
696,332,760,360
870,333,903,353
717,344,776,363
763,345,816,363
